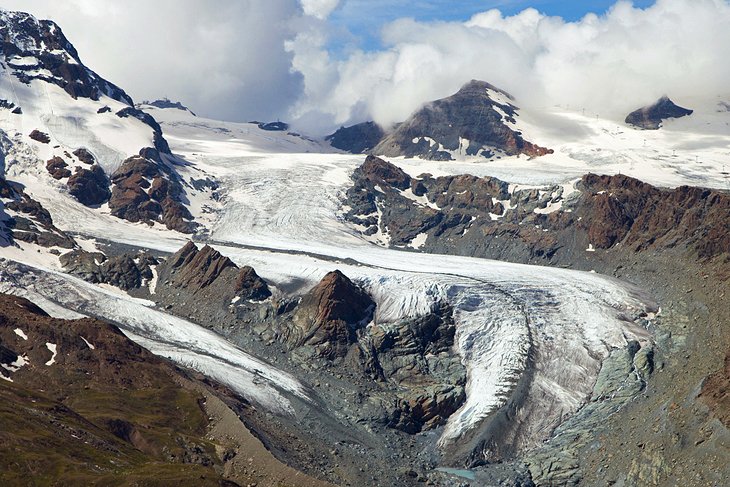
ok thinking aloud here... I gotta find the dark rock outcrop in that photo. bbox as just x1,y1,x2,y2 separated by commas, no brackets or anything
345,157,730,264
67,164,110,206
286,270,375,360
72,147,95,165
625,96,693,130
0,178,75,248
28,129,50,143
373,80,552,160
109,153,194,233
46,156,71,179
60,248,157,290
326,122,385,154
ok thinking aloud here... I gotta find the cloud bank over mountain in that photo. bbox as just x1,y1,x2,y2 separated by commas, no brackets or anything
7,0,730,133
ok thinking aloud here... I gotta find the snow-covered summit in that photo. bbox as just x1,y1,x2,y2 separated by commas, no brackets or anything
0,9,132,105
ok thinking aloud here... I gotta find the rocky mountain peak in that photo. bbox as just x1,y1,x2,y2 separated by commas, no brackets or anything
456,79,514,100
625,95,693,129
372,79,552,161
0,9,132,104
288,270,375,359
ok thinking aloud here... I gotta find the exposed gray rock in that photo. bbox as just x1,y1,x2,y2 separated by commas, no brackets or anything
625,96,693,130
60,248,157,291
326,122,385,154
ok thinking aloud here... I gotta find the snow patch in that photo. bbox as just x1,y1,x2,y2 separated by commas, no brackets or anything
80,336,95,350
13,328,28,340
408,232,428,250
45,342,57,365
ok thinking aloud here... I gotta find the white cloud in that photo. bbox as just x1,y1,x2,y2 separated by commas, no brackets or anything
2,0,729,134
289,0,730,133
301,0,341,19
1,0,307,121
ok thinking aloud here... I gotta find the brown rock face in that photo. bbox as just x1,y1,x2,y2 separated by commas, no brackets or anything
67,164,111,206
159,242,271,301
289,270,375,359
172,244,237,291
579,174,730,258
109,154,194,233
358,154,412,190
72,147,95,165
46,156,71,179
28,129,50,143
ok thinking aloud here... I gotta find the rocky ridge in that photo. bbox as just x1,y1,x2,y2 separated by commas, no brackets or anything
345,156,730,266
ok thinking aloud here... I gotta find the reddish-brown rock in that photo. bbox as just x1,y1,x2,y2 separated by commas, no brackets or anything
289,270,375,359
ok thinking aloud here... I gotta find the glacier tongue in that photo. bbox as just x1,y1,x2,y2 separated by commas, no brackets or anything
0,261,310,416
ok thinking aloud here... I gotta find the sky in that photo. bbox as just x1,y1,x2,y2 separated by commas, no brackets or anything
328,1,656,52
2,0,729,134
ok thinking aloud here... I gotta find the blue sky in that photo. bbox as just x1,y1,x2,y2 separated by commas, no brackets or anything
329,0,657,51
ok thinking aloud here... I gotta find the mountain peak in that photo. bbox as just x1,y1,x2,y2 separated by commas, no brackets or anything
372,79,551,160
625,96,693,130
0,8,132,104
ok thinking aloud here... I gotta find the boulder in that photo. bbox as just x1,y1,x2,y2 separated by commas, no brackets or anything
46,156,71,179
29,129,50,143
